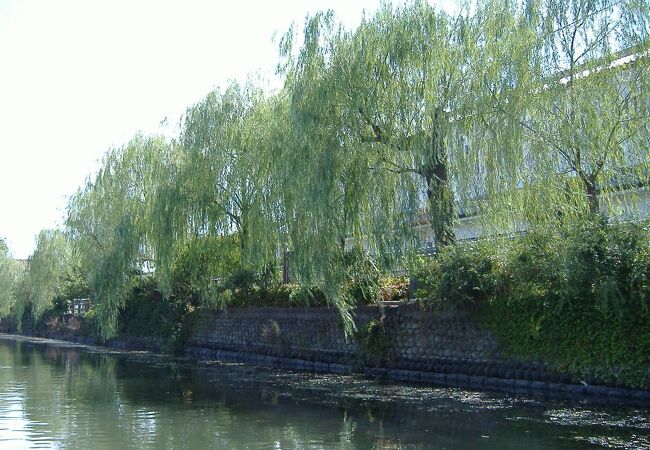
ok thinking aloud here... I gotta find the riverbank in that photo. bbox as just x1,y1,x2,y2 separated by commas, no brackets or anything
4,303,650,406
184,304,650,405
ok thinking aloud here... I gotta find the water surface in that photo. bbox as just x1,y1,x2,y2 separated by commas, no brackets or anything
0,335,648,449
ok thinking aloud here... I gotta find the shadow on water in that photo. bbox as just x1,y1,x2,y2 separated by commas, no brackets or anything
0,337,649,449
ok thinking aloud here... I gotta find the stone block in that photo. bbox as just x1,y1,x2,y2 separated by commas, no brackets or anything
485,377,501,390
469,376,484,389
329,363,349,374
607,388,629,401
530,381,548,392
420,372,436,383
456,374,470,387
565,384,587,397
365,367,387,377
446,374,460,386
389,370,410,381
584,384,609,397
497,378,515,390
406,370,421,381
546,383,566,396
630,390,650,405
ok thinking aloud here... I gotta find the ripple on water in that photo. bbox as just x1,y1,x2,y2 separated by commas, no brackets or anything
545,408,650,430
0,383,37,448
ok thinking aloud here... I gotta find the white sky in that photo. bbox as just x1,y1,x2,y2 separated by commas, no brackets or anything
0,0,454,259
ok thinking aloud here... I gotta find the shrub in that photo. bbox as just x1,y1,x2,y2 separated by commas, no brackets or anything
414,242,497,308
413,218,650,388
117,276,190,351
79,308,98,336
483,218,650,388
378,276,409,302
356,318,391,366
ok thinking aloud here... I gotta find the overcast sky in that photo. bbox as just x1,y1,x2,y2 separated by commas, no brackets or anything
0,0,454,259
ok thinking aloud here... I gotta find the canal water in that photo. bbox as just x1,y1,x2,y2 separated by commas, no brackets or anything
0,336,648,449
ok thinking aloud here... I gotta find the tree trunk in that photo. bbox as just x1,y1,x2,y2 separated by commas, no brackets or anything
583,174,600,215
424,116,456,249
239,207,249,255
240,226,248,252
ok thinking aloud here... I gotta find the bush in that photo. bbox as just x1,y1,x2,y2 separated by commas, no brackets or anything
117,276,191,352
483,218,650,388
414,218,650,388
79,308,98,337
414,242,497,309
215,264,329,308
356,318,392,367
170,234,241,304
378,276,409,302
215,249,386,308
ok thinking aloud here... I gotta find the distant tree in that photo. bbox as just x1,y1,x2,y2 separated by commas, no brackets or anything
13,230,72,328
0,238,18,317
66,135,171,338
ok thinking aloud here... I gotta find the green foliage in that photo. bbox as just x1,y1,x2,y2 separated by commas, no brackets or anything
67,135,174,338
78,308,98,337
344,249,381,304
13,0,646,343
0,239,18,317
118,276,192,352
57,262,90,306
378,276,409,303
170,234,241,304
411,219,650,387
20,230,72,320
356,318,392,366
472,0,650,222
176,80,280,266
414,242,498,309
216,265,327,308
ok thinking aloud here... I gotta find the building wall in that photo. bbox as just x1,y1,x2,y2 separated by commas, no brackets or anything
413,187,650,247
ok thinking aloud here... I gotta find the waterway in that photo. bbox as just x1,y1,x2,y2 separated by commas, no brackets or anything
0,335,648,449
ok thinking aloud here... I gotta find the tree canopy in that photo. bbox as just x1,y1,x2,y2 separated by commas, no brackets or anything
0,239,18,318
469,0,650,224
1,0,648,338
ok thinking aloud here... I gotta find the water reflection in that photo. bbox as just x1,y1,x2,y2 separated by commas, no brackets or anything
0,337,648,449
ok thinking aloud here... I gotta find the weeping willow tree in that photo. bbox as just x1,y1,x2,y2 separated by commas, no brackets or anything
342,1,484,248
0,239,18,318
66,134,173,338
51,0,649,339
12,230,73,328
64,86,289,337
471,0,650,225
147,80,283,304
280,3,485,254
271,3,484,328
274,1,492,306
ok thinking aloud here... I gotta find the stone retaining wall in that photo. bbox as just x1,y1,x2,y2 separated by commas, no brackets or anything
186,305,650,404
188,305,502,367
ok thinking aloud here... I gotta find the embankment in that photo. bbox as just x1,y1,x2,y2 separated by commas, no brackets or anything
185,304,650,404
3,304,649,404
